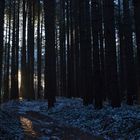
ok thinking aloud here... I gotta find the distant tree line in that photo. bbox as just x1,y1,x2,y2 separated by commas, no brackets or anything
0,0,140,109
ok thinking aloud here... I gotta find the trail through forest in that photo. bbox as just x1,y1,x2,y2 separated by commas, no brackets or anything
1,98,140,139
1,100,103,140
18,111,102,140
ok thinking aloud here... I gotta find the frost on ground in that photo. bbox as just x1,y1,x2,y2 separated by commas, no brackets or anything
0,109,24,140
1,97,140,140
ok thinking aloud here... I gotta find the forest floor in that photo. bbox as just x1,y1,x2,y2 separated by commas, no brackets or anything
1,97,140,140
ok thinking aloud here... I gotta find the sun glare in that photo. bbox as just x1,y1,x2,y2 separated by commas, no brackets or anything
18,70,21,89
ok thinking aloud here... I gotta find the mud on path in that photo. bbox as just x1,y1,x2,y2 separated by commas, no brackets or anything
16,111,104,140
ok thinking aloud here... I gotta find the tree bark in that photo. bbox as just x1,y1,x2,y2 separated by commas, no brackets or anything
0,0,5,103
133,0,140,103
103,0,121,107
44,0,56,108
123,0,136,105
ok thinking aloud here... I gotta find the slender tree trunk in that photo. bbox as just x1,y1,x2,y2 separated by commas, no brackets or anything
3,16,9,102
80,0,93,105
79,0,87,103
0,0,5,103
99,0,106,101
44,0,56,108
60,0,67,96
10,0,19,100
133,0,140,103
66,0,70,97
67,0,75,97
4,0,11,101
37,0,42,99
118,0,126,102
15,0,20,98
21,0,27,99
103,0,121,107
123,0,136,105
74,0,80,97
27,0,35,100
91,0,103,109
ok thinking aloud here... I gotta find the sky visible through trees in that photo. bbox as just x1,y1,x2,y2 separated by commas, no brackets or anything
0,0,140,109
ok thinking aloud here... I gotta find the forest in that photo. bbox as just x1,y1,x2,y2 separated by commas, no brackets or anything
0,0,140,139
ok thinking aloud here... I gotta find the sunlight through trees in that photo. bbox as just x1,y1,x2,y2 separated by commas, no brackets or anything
0,0,140,108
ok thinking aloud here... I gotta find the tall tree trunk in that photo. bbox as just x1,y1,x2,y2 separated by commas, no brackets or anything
4,0,11,101
21,0,27,99
66,0,70,97
74,0,80,97
60,0,67,96
10,0,19,100
37,0,42,99
15,0,20,98
123,0,136,105
91,0,103,109
118,0,126,102
67,0,75,97
98,0,106,101
103,0,121,107
80,0,93,105
27,0,35,100
3,15,9,102
0,0,5,103
44,0,56,108
133,0,140,103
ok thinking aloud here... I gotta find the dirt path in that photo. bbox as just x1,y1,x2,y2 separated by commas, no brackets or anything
16,111,104,140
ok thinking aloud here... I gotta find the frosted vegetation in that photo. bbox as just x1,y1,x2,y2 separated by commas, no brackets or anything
1,97,140,140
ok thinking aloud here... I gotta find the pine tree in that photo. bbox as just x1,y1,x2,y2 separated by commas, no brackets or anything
4,0,12,101
67,0,75,98
37,0,42,99
21,0,27,99
0,0,5,103
3,11,10,102
91,0,103,109
74,0,80,97
123,0,136,105
79,0,93,105
27,0,35,100
10,0,19,100
118,0,126,102
60,0,67,96
103,0,121,107
133,0,140,103
44,0,56,108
